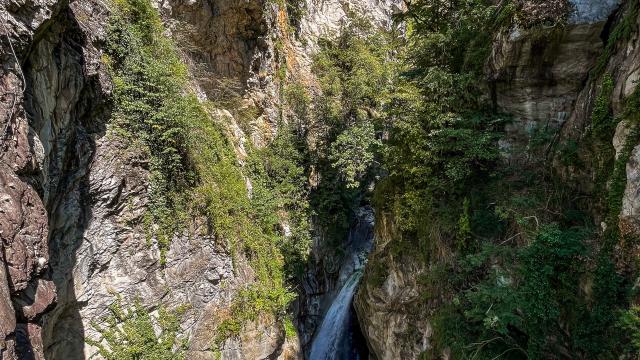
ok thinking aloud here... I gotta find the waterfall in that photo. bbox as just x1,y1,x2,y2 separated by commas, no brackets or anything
309,206,374,360
309,271,364,360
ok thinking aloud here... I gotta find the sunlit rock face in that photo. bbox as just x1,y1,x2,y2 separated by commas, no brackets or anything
487,0,623,161
300,0,404,44
156,0,268,85
569,0,622,24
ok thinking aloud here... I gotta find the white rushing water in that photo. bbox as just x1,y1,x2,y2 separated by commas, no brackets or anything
309,206,374,360
308,270,364,360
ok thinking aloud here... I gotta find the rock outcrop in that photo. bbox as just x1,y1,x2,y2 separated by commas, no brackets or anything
1,0,97,356
487,0,623,157
354,213,431,360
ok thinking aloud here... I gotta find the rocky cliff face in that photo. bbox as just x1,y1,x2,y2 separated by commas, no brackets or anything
0,0,400,359
1,0,107,356
354,212,431,359
7,0,639,358
356,0,640,359
487,0,623,158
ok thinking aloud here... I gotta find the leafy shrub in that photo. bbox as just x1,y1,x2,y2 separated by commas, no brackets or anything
619,307,640,354
246,126,312,279
88,298,187,360
591,74,615,140
308,16,397,244
434,226,588,359
329,121,381,188
105,0,201,263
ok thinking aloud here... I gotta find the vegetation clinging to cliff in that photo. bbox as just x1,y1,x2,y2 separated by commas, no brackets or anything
104,0,311,347
88,299,187,360
305,16,398,245
360,0,640,358
380,0,504,257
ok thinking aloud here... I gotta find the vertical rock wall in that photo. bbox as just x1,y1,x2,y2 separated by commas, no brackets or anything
1,0,103,357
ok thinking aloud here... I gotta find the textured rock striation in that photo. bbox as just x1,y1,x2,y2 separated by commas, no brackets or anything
354,213,431,359
487,0,622,159
1,0,104,356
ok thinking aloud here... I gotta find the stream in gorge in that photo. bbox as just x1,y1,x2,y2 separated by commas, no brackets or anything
309,207,374,360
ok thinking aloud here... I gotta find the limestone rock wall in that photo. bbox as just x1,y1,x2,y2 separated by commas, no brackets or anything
487,0,623,158
354,213,431,360
298,0,404,49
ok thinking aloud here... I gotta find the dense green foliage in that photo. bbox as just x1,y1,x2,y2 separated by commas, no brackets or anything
307,17,398,244
591,74,616,141
102,0,640,356
437,226,590,359
106,0,193,263
379,0,505,257
88,299,187,359
619,306,640,353
362,0,640,359
246,127,312,279
285,0,305,32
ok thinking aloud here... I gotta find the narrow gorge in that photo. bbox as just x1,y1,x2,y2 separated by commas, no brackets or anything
1,0,640,359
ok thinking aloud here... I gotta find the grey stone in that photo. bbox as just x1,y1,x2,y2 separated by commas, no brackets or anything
569,0,622,24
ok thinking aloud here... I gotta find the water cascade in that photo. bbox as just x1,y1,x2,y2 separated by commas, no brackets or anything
309,272,364,359
309,207,374,360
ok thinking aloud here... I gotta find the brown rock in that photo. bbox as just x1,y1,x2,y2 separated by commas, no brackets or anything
0,163,49,292
0,250,16,359
21,280,57,321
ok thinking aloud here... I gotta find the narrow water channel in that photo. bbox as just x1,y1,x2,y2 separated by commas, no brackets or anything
309,207,374,360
